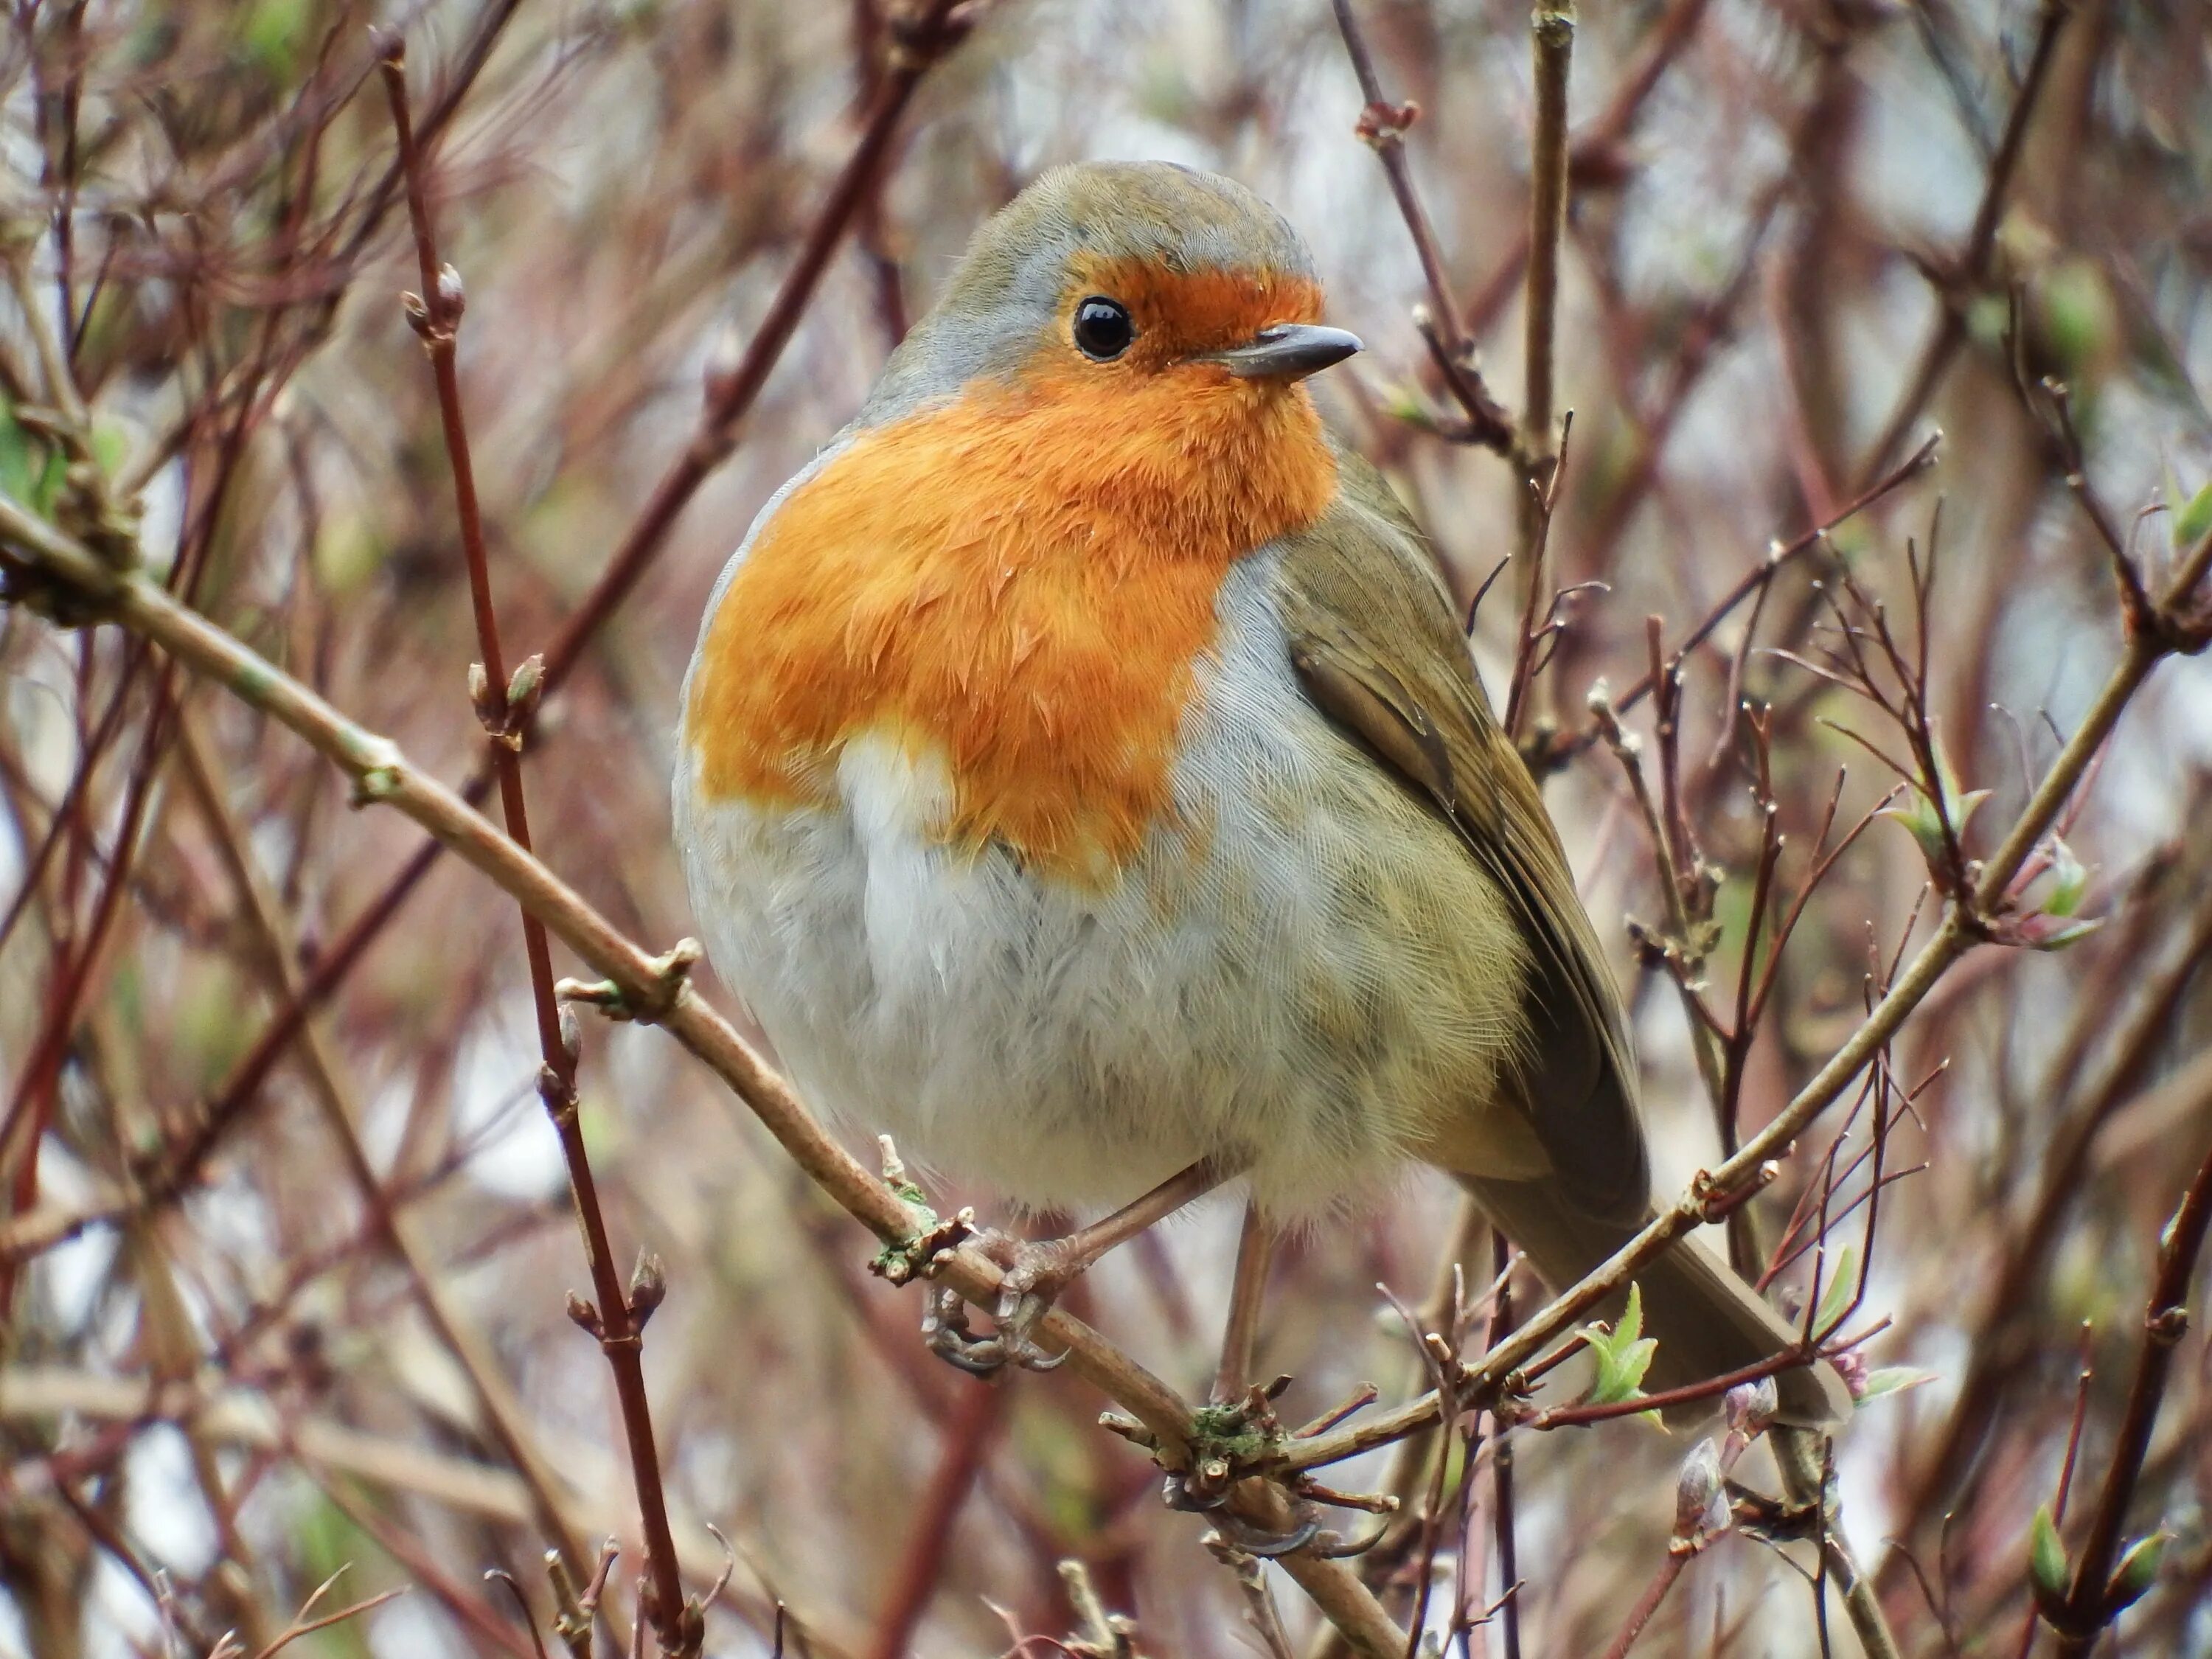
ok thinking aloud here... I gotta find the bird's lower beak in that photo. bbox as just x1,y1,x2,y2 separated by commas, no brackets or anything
1208,323,1363,381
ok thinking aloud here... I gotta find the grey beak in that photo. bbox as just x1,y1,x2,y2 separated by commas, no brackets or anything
1210,323,1363,381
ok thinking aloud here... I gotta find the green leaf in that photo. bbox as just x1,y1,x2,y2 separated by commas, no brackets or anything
2029,1505,2070,1600
2107,1531,2167,1612
242,0,310,73
1813,1245,1859,1337
0,399,66,517
2021,914,2104,953
1582,1282,1659,1408
0,400,41,504
2041,260,2118,378
1878,737,1987,872
2173,480,2212,554
31,444,65,514
1617,1278,1644,1347
1965,291,2011,352
1382,382,1430,425
2043,838,2090,917
90,417,131,479
291,1499,380,1659
1853,1366,1937,1408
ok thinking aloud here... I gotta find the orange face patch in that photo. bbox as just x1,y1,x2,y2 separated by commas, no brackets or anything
1059,254,1325,369
686,265,1339,884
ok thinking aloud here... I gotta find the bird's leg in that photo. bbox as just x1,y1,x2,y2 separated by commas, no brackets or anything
1169,1203,1334,1555
924,1154,1245,1375
1211,1201,1274,1404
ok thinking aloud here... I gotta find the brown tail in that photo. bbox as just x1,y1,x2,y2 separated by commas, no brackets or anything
1461,1176,1852,1427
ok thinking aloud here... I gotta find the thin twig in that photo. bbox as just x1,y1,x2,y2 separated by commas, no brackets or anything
1331,0,1516,455
1858,0,2070,479
2044,1141,2212,1655
1512,0,1576,739
1491,1231,1524,1659
378,38,690,1649
1551,433,1941,765
863,1382,1005,1659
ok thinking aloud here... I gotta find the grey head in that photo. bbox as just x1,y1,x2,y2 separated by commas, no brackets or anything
857,160,1321,428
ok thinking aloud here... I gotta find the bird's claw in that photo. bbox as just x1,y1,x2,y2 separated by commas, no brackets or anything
921,1287,1003,1375
1217,1510,1323,1558
1164,1472,1324,1557
920,1276,1071,1377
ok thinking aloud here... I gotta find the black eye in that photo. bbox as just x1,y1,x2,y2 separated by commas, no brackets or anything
1072,296,1134,361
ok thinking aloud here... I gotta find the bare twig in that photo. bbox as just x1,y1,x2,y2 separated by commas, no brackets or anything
1859,0,2071,479
2041,1139,2212,1655
863,1382,1005,1659
378,38,690,1649
1331,0,1516,454
1519,0,1575,529
1550,433,1941,765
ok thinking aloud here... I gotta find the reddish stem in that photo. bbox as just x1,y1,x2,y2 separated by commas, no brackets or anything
2048,1141,2212,1654
863,1382,1007,1659
380,36,692,1647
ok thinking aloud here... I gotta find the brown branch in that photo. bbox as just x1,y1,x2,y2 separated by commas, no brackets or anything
1858,0,2070,479
863,1382,1006,1659
1330,0,1516,456
1520,0,1574,495
377,36,690,1651
2044,1138,2212,1655
1505,0,1575,737
535,0,973,698
247,1576,408,1659
1489,1232,1524,1659
1549,431,1941,765
0,629,150,962
1505,415,1574,740
0,657,177,1312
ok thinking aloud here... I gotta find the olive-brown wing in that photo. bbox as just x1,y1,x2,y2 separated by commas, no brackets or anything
1276,453,1853,1426
1276,453,1648,1227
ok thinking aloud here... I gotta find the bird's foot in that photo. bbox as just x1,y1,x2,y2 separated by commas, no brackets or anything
1163,1468,1325,1557
919,1228,1079,1376
910,1160,1237,1378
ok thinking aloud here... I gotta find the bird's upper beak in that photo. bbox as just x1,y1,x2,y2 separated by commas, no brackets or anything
1208,323,1363,381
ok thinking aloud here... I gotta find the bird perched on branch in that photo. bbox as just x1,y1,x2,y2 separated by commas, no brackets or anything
675,159,1848,1427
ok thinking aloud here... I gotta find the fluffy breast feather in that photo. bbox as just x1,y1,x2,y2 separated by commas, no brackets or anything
680,362,1338,884
675,549,1545,1218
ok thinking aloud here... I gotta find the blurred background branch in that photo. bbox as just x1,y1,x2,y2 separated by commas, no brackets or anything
3,0,2211,1655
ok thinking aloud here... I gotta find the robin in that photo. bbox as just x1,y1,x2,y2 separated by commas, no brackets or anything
675,160,1849,1426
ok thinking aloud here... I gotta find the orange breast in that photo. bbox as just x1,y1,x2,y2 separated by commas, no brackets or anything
686,358,1338,885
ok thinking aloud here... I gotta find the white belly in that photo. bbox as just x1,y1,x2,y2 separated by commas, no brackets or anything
673,551,1534,1219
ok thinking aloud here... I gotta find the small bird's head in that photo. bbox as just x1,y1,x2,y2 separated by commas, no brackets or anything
860,160,1361,429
